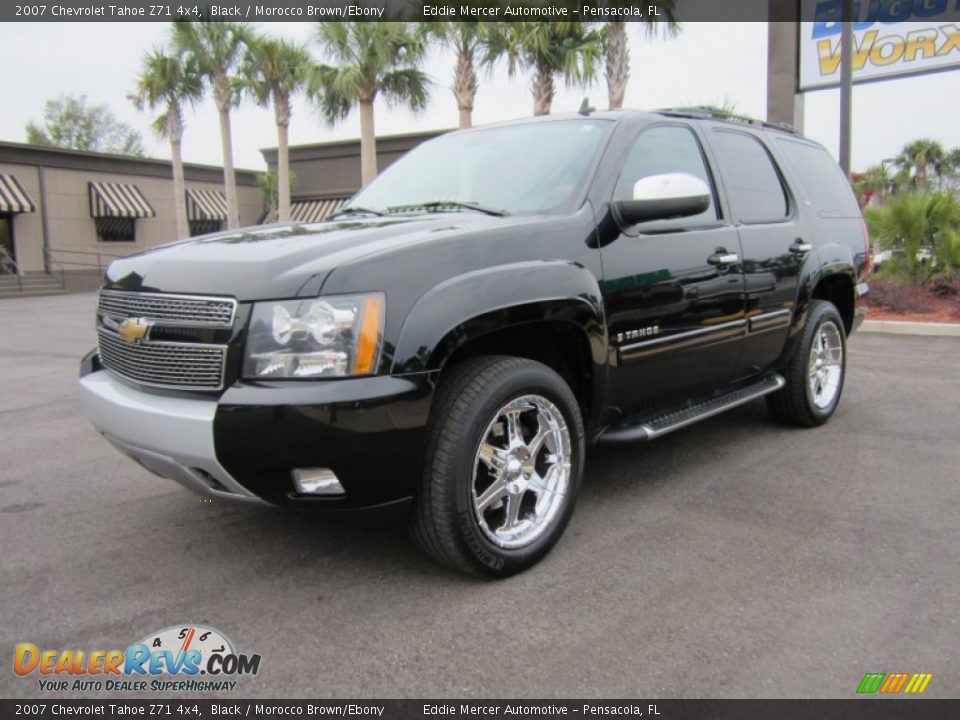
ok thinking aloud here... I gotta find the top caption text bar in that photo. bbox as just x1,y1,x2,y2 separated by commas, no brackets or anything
7,0,960,24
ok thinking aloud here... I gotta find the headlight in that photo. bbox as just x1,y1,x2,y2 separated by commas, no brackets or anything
243,293,384,378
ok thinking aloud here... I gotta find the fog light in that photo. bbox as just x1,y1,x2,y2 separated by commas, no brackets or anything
292,468,345,496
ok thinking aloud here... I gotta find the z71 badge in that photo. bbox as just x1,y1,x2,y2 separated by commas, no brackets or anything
617,326,660,343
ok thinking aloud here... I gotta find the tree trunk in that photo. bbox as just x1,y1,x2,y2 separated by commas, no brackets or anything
454,49,477,129
532,60,555,116
214,77,240,229
275,96,292,223
359,98,377,186
605,22,630,110
167,105,189,242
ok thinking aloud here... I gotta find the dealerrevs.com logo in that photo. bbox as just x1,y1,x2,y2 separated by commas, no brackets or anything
13,624,262,693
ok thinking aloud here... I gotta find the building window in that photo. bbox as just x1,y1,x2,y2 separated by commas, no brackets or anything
185,189,227,234
189,219,222,237
0,214,15,272
88,182,153,243
95,217,136,243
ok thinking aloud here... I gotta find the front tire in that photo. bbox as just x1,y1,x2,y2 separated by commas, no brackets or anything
410,356,585,577
767,299,847,427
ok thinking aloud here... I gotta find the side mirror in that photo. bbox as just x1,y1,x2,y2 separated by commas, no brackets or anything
614,173,712,226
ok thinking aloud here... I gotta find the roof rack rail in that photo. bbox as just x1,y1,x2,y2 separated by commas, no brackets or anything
655,106,799,135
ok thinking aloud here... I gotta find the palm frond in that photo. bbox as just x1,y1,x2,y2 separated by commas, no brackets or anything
310,65,360,124
131,47,202,139
170,20,249,83
310,21,431,120
240,34,311,109
380,68,432,112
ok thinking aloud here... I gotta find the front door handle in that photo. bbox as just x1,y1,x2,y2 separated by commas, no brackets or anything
708,251,739,266
790,239,813,253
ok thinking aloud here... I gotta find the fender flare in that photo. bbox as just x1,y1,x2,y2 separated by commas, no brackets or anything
391,260,606,375
807,242,857,312
784,242,857,352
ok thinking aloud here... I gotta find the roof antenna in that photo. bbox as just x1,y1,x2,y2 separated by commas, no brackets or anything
578,98,595,116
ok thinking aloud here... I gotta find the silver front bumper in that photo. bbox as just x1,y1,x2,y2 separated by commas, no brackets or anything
78,370,264,503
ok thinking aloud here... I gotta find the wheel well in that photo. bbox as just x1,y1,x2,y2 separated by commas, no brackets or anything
441,322,593,414
812,274,855,333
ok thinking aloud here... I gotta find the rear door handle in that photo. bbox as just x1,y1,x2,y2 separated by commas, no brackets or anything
790,239,813,253
708,252,739,266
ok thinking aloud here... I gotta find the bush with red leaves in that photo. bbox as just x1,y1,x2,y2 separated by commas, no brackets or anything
930,278,960,298
866,279,935,314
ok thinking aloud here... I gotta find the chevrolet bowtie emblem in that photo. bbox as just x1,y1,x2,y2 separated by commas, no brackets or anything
118,317,151,343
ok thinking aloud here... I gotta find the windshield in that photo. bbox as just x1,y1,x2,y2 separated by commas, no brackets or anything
345,119,612,217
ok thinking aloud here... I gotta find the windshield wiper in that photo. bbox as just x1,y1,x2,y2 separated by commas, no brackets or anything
327,206,384,219
384,201,510,217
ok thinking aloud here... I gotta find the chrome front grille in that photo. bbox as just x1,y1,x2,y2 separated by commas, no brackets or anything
96,290,235,391
97,329,228,390
98,289,236,327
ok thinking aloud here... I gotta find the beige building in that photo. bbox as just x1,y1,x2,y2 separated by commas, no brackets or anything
0,133,446,295
0,141,261,289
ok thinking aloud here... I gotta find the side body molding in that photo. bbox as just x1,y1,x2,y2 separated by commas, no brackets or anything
391,260,607,376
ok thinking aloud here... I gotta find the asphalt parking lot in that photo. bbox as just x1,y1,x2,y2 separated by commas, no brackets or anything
1,292,958,699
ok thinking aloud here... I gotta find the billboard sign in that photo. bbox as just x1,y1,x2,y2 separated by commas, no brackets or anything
798,0,960,90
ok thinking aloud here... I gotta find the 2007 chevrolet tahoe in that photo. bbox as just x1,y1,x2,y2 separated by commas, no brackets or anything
79,109,869,576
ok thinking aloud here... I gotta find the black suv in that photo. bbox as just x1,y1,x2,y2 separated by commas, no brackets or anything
79,109,869,576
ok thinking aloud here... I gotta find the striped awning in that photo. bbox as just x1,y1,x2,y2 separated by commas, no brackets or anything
0,174,36,214
89,182,155,219
186,188,227,221
291,197,349,223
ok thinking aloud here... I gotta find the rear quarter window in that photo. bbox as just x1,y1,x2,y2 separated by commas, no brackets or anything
711,130,789,224
775,138,861,219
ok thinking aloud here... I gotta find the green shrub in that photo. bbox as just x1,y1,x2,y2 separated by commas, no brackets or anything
867,190,960,286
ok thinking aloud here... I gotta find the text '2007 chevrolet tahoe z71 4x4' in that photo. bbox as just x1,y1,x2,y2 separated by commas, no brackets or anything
79,109,869,577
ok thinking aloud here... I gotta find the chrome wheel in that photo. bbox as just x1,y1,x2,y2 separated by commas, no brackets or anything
808,320,844,410
471,394,572,549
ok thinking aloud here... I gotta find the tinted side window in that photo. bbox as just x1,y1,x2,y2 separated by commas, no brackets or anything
776,138,861,218
614,125,718,223
712,131,788,223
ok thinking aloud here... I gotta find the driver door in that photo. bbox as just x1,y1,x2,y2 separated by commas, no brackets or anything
600,123,746,411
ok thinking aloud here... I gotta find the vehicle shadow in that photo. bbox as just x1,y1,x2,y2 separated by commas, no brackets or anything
130,398,786,586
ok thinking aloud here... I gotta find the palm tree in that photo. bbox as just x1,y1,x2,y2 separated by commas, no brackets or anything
171,20,249,229
488,22,604,116
426,22,499,129
240,35,310,222
896,138,947,190
311,22,431,186
130,49,202,241
602,11,680,110
854,164,893,206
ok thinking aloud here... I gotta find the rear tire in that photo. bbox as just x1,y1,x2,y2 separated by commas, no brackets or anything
410,356,585,577
767,299,847,427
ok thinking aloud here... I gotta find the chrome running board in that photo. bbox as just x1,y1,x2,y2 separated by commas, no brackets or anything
599,373,786,444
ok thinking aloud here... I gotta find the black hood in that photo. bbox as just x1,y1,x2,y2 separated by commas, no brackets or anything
103,214,519,301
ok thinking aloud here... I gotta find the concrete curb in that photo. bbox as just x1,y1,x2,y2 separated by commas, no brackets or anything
861,320,960,337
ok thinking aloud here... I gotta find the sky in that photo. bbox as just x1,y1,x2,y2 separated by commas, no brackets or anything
1,21,958,174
